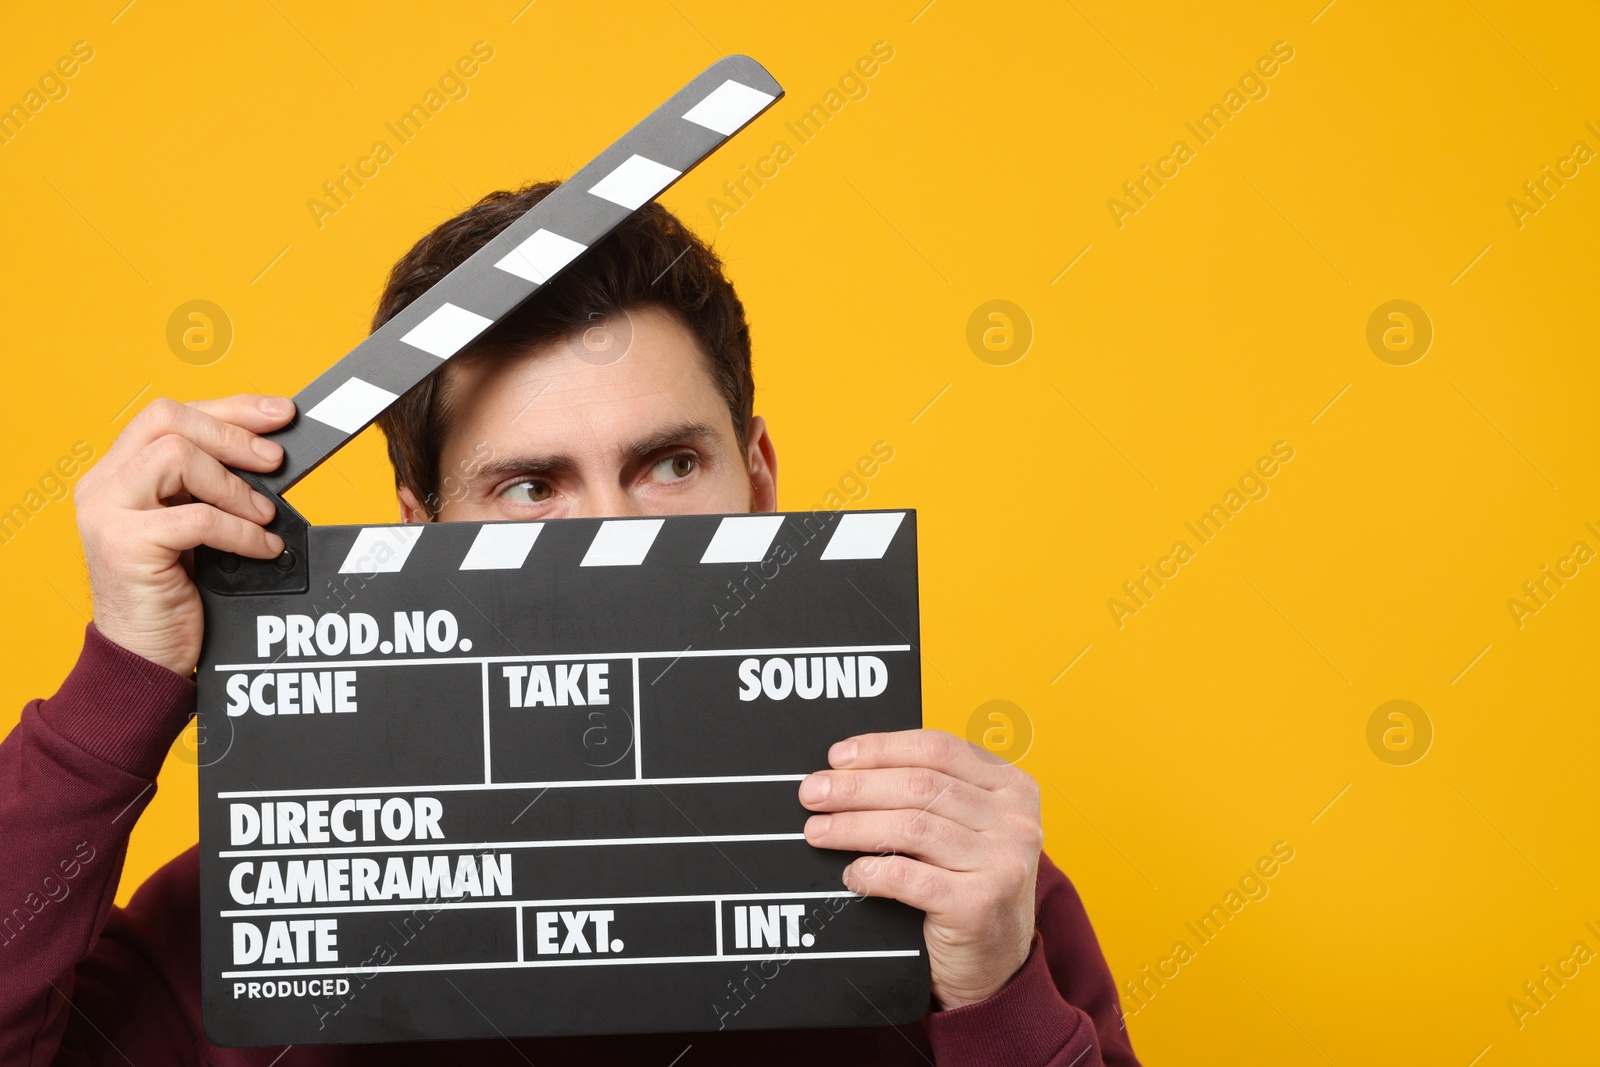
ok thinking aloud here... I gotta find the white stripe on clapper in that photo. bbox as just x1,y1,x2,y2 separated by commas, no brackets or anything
399,302,495,359
682,80,776,135
303,378,399,435
580,519,665,566
587,155,682,210
459,523,543,570
699,514,784,563
818,511,906,561
338,526,424,574
494,229,589,285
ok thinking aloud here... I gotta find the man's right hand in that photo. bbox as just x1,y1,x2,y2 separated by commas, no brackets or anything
75,395,295,676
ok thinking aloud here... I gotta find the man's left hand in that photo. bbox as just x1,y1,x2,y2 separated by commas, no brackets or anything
799,728,1043,1009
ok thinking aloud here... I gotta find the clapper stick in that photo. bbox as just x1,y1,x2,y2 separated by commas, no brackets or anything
194,56,929,1047
262,55,781,499
203,56,782,598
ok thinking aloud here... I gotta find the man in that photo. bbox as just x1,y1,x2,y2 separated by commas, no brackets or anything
0,183,1138,1065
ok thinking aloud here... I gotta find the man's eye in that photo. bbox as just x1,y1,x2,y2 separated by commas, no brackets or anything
650,454,696,482
500,481,552,503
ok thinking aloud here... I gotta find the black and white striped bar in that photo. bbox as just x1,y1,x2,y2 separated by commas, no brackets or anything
334,510,906,575
258,57,782,498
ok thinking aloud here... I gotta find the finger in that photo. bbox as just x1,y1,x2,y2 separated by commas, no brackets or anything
144,504,284,559
840,853,957,915
828,729,1012,791
805,808,988,873
116,436,277,521
107,397,286,472
187,394,296,434
799,767,996,832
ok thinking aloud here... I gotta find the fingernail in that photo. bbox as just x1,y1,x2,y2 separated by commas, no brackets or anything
251,437,282,462
829,740,858,767
254,492,276,519
798,774,831,804
805,814,831,838
260,397,292,417
266,533,285,555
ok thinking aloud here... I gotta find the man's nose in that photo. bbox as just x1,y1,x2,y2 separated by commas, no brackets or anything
573,483,648,520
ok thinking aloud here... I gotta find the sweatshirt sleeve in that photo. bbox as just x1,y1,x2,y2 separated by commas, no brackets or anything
922,853,1139,1066
0,625,196,1067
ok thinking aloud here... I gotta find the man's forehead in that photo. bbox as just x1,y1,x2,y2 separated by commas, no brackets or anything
436,307,736,458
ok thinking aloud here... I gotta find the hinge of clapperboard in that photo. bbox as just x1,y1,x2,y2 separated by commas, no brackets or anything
195,57,784,597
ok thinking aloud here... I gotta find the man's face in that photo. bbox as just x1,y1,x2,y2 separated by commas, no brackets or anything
399,304,777,523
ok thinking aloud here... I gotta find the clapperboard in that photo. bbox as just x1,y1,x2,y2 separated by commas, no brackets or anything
193,56,928,1046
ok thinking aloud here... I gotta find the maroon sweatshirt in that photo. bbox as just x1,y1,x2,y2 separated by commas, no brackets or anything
0,626,1139,1066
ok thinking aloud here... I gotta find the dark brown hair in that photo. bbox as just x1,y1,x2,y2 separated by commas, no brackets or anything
371,181,754,511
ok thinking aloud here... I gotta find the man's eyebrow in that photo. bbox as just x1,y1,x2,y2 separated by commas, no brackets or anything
624,421,723,459
464,422,725,485
467,452,578,483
